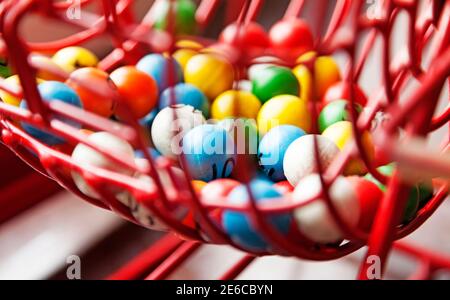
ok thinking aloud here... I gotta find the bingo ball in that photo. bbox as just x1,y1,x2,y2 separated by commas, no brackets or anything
152,0,197,35
20,81,82,145
258,125,305,182
151,104,206,159
159,83,209,117
293,174,359,244
217,118,260,156
347,176,383,232
110,66,158,119
0,75,25,106
71,131,135,199
0,58,11,77
211,90,261,120
323,81,368,106
318,99,363,133
201,178,240,204
293,53,341,102
283,135,340,186
136,54,183,93
184,53,234,100
223,178,291,252
269,18,314,61
139,108,159,130
322,121,374,175
273,180,294,194
66,67,116,117
219,22,270,50
52,46,98,73
192,180,207,194
173,48,198,71
257,94,310,135
251,66,299,103
180,124,236,182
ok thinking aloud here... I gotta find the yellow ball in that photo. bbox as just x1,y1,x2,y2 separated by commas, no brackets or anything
184,53,234,100
211,90,261,120
176,39,203,50
257,95,310,135
30,54,65,81
321,121,374,175
293,52,341,102
0,75,43,106
52,46,98,73
173,48,198,71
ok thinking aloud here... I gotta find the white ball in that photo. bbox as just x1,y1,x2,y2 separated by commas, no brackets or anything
293,174,359,244
151,104,206,159
71,131,135,199
283,134,340,186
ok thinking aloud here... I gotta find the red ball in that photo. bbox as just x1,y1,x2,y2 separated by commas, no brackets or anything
322,81,368,106
347,176,383,233
219,22,270,50
269,18,314,62
273,180,294,194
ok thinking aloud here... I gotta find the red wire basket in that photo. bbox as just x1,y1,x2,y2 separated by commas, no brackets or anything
0,0,449,280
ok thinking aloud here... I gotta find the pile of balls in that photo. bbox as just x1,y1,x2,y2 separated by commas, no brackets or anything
0,0,434,254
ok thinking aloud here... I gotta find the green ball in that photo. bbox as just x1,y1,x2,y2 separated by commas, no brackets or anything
318,99,362,133
0,59,11,78
153,0,197,35
251,66,299,103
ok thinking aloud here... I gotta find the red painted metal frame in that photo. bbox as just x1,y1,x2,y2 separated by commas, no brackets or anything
0,0,448,280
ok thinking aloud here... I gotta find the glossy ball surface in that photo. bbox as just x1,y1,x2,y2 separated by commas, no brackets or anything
211,90,261,120
159,83,209,117
322,81,368,106
293,174,359,244
251,66,299,103
257,94,310,135
219,22,270,50
223,178,291,251
136,54,183,93
258,125,306,182
173,48,198,71
180,124,236,182
0,75,25,106
153,0,197,35
283,135,340,186
52,46,98,73
318,99,363,133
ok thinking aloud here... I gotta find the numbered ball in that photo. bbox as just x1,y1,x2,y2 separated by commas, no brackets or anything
269,18,314,61
212,90,261,120
283,135,340,186
66,67,116,117
293,53,341,102
318,99,363,133
219,22,270,50
151,104,206,159
71,131,135,199
184,53,234,100
136,53,183,93
323,81,368,106
293,174,359,244
153,0,197,35
20,81,82,145
223,178,292,252
52,46,98,73
180,124,236,182
110,66,158,119
251,66,299,103
159,83,209,117
257,94,310,135
322,121,374,175
258,125,305,182
217,118,260,156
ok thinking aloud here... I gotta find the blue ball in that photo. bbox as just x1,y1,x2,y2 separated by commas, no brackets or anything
134,147,161,159
258,125,305,182
139,108,159,130
136,54,183,93
20,81,82,145
223,178,292,252
159,83,209,117
181,124,236,181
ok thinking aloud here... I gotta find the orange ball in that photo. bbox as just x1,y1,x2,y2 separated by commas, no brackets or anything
110,66,158,119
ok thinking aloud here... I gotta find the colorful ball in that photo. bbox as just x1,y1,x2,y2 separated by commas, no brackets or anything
283,135,340,186
219,22,270,50
217,118,260,156
257,94,310,135
293,53,341,102
251,66,299,103
20,81,82,145
173,48,198,71
159,83,209,117
66,67,116,117
322,81,368,106
223,178,291,251
52,46,98,73
293,174,359,244
136,53,183,93
110,66,158,119
184,53,234,100
258,125,306,182
0,75,24,106
321,121,374,175
211,90,261,120
0,58,11,77
151,104,206,159
318,99,363,133
180,124,236,182
152,0,197,35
